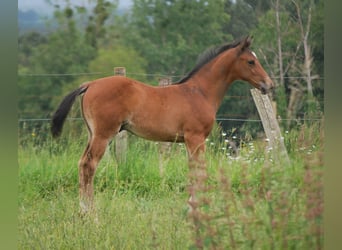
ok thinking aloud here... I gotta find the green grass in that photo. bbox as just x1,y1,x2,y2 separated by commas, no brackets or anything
18,122,323,249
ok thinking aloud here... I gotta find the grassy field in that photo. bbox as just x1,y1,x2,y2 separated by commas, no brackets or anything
18,122,323,249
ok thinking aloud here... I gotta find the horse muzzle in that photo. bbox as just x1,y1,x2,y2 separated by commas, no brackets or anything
260,80,274,95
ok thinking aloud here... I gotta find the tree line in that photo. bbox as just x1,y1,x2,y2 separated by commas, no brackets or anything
18,0,324,137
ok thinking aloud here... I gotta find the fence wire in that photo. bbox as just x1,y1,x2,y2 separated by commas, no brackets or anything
18,71,325,80
18,69,324,145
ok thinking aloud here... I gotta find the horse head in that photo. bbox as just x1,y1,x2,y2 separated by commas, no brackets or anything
233,36,274,94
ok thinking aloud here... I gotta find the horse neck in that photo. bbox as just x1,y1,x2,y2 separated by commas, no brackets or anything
189,52,237,111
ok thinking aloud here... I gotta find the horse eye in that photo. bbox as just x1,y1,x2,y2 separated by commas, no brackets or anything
248,60,255,66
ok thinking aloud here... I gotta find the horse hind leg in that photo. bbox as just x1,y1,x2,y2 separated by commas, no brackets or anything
78,135,109,213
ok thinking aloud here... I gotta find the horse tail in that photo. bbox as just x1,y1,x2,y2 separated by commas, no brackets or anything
51,84,89,138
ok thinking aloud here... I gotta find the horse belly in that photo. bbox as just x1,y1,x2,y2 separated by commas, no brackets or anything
125,113,185,142
127,124,185,142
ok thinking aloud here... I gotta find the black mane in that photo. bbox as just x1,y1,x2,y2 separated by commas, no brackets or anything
174,39,242,84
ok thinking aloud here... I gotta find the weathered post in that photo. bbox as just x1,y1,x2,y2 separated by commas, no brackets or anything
114,67,128,165
158,77,172,176
287,84,303,128
250,89,290,165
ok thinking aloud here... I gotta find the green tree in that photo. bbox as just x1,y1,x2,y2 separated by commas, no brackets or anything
252,5,301,121
18,3,97,119
124,0,231,78
18,31,47,68
85,0,118,48
223,0,258,39
86,45,147,82
244,0,271,17
251,0,323,127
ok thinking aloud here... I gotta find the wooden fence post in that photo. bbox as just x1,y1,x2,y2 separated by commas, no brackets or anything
114,67,128,165
250,89,290,165
158,77,172,176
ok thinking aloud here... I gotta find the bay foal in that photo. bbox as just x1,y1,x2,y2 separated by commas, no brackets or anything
51,36,274,212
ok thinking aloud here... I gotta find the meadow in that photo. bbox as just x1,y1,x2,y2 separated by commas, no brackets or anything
18,121,323,249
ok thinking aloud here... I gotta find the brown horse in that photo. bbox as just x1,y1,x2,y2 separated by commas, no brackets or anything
51,36,274,212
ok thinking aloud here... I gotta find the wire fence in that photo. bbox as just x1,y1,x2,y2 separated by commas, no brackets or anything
18,69,324,145
18,71,325,81
18,115,324,151
18,70,324,116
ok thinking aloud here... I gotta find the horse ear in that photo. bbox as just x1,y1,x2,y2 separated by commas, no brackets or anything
238,35,253,54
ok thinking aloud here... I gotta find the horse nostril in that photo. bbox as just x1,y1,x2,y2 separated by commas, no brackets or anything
261,86,267,94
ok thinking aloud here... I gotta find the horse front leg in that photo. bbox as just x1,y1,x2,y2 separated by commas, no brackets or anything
185,134,208,211
185,134,211,248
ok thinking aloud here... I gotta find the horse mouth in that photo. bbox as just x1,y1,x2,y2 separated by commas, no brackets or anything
259,82,274,95
260,86,268,94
